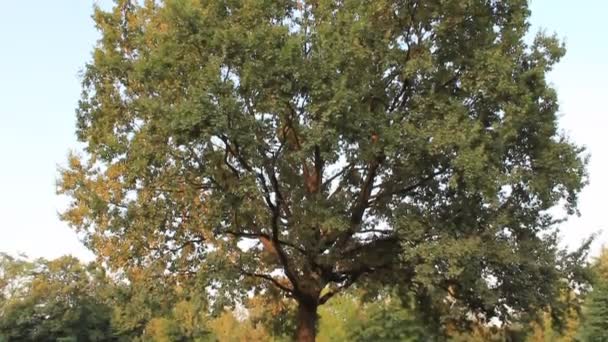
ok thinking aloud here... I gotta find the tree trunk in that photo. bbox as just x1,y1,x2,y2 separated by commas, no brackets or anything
295,298,318,342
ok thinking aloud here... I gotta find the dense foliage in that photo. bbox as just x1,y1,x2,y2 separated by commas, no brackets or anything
578,249,608,341
57,0,590,340
0,254,113,341
1,253,602,341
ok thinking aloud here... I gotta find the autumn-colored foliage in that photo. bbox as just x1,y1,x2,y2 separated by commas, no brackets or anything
57,0,590,340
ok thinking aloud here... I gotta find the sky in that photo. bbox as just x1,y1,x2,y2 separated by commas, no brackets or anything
0,1,606,261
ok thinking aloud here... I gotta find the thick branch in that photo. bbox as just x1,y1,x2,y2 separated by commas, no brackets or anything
323,163,356,192
351,157,384,227
318,274,361,305
313,145,323,193
340,235,399,257
223,146,241,178
270,213,301,294
165,237,205,254
240,269,294,294
225,230,306,255
371,168,446,202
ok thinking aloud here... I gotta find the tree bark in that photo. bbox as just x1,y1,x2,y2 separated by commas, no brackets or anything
295,298,318,342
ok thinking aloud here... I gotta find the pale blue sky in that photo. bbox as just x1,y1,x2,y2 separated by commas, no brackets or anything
0,1,606,260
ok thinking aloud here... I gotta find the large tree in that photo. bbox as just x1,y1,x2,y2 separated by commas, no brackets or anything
59,0,589,340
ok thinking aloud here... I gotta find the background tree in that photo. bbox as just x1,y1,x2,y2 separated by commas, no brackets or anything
578,247,608,341
317,292,362,341
141,299,213,342
107,264,213,341
207,310,272,342
246,293,297,341
0,253,215,342
579,282,608,342
59,0,589,340
0,251,595,341
343,293,432,341
0,254,113,341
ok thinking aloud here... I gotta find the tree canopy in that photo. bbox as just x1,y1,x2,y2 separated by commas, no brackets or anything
58,0,589,340
0,254,113,341
0,252,598,341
